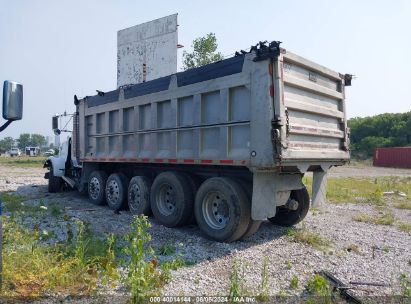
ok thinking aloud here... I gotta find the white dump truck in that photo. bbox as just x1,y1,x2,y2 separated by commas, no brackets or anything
45,41,351,242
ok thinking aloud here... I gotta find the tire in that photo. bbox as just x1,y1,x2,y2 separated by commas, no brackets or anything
235,178,262,240
242,220,262,239
150,171,194,227
182,173,201,224
78,182,88,196
106,173,129,211
268,187,310,227
48,165,63,193
88,171,108,205
195,177,250,243
128,176,152,215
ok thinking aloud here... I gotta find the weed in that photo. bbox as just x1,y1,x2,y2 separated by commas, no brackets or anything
290,275,299,289
353,212,395,226
397,222,411,233
49,202,62,217
345,244,360,254
276,289,288,301
229,260,247,302
101,234,120,287
394,201,411,210
400,273,411,297
2,217,116,298
0,192,30,212
364,188,384,205
306,274,331,303
158,243,176,256
310,208,321,216
286,260,293,269
161,256,186,272
382,245,390,253
286,224,332,251
257,257,269,302
122,215,165,303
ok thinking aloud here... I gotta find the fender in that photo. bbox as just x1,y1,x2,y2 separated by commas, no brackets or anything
43,139,70,177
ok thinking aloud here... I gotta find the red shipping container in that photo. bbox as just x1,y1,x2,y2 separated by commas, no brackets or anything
373,147,411,168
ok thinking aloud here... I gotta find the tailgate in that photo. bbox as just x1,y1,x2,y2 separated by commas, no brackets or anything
278,51,350,163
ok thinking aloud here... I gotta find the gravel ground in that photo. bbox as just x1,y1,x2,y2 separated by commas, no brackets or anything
1,163,410,302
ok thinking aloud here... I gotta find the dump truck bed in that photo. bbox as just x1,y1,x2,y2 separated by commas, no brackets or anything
276,51,349,165
76,43,350,172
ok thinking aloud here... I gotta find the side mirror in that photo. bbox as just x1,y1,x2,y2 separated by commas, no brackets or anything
2,80,23,120
52,115,61,135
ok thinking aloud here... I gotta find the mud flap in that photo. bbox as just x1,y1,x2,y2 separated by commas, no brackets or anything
251,172,303,220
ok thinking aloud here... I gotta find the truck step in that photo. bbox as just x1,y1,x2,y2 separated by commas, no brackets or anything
62,176,76,188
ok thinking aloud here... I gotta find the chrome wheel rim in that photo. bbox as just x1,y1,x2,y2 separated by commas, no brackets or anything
156,183,175,216
89,177,101,200
202,191,230,230
128,183,141,211
106,179,120,205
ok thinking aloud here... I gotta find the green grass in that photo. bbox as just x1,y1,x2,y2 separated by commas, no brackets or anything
397,222,411,233
286,224,332,251
290,275,299,290
1,205,178,300
0,193,30,212
0,193,63,217
353,212,395,226
303,176,411,205
394,201,411,210
2,218,119,298
306,274,332,304
0,156,47,168
400,273,411,297
158,243,177,256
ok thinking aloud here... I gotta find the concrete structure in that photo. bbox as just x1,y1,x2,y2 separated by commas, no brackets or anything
117,14,178,88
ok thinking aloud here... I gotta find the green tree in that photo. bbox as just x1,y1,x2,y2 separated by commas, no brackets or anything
348,111,411,158
182,33,224,70
17,133,31,150
0,137,15,153
31,134,46,148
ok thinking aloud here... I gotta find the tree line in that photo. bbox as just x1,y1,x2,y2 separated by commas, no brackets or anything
348,112,411,158
0,133,49,153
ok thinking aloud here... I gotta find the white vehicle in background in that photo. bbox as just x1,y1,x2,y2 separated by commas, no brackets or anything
44,149,55,156
9,147,21,157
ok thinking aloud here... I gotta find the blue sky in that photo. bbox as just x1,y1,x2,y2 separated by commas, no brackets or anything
1,0,410,138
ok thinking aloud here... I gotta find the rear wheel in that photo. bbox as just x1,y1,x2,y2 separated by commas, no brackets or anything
106,173,129,211
235,178,262,239
195,177,250,242
128,176,152,215
150,172,194,227
48,165,63,193
183,173,201,224
268,187,310,227
88,171,107,205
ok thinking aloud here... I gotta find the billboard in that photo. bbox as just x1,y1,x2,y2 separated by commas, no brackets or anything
117,14,178,88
